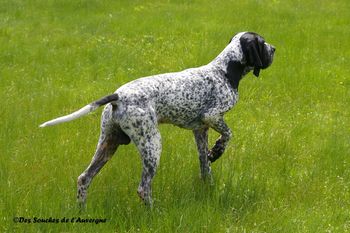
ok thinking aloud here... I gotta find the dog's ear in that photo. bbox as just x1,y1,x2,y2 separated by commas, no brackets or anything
248,39,263,77
240,33,268,77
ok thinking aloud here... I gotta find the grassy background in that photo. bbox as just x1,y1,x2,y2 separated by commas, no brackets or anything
1,0,350,232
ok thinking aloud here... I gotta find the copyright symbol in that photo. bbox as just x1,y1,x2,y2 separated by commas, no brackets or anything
13,217,19,223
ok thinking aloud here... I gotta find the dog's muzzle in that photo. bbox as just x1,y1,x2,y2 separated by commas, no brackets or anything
266,43,275,67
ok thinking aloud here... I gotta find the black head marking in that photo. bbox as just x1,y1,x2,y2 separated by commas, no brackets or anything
225,61,244,89
240,32,270,77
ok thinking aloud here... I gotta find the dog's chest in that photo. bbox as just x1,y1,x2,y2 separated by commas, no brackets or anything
154,72,238,128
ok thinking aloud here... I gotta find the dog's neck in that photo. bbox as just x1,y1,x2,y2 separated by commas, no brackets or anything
209,40,246,90
224,61,245,90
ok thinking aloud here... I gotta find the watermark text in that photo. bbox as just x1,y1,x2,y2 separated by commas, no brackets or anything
13,216,107,224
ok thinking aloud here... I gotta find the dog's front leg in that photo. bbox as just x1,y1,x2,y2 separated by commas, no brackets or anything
205,116,232,163
193,128,212,180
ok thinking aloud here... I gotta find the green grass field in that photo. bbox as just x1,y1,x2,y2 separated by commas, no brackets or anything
1,0,350,232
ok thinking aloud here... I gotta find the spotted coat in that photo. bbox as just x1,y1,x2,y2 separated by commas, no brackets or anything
39,32,275,206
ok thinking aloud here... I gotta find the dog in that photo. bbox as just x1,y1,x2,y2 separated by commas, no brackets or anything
40,32,275,206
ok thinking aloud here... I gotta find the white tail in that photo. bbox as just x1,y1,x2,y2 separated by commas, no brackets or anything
39,104,98,127
39,93,119,128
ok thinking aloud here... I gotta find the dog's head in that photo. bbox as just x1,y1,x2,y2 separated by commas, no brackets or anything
238,32,275,77
224,32,275,89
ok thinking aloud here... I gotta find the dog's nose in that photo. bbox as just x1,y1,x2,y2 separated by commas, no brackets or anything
271,46,276,52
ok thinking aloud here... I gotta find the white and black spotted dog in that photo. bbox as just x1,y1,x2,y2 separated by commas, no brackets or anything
40,32,275,206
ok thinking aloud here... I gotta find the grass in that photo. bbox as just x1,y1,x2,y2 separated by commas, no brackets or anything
1,0,350,232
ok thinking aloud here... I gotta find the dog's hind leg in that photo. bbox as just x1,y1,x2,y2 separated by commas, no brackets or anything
119,107,161,207
77,132,118,208
76,105,130,208
193,128,212,180
136,128,161,207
